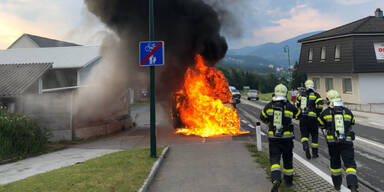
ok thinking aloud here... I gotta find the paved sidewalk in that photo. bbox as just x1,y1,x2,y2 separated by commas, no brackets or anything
148,137,272,192
353,110,384,130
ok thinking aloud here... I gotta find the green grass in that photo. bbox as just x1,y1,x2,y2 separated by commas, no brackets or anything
246,144,299,192
0,147,164,192
259,92,292,102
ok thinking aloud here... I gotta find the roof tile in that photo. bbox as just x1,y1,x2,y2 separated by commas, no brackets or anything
0,63,52,97
299,16,384,42
26,34,80,47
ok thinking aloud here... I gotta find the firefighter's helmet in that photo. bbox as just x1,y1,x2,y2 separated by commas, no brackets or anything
305,80,314,89
274,84,288,97
327,90,342,103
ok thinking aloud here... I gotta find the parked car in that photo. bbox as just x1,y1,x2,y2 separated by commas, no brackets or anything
229,86,241,104
247,89,259,100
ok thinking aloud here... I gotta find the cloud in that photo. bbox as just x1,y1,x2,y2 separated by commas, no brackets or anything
0,0,83,49
335,0,375,5
0,12,48,49
249,5,342,45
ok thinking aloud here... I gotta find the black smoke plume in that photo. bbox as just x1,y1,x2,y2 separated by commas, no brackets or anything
85,0,229,100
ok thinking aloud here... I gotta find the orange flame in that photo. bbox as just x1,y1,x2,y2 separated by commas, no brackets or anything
175,55,248,137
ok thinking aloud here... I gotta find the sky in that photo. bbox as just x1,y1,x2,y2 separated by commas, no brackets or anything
0,0,382,49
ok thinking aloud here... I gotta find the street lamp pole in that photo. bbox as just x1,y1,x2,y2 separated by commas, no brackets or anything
284,45,291,80
149,0,157,158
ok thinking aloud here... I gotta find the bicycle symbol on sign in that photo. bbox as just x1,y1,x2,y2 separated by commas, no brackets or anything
145,43,157,52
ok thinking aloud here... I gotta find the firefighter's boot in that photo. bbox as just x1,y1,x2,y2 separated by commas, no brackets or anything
303,141,311,159
332,175,342,191
312,147,319,158
284,175,293,188
271,180,281,192
350,185,359,192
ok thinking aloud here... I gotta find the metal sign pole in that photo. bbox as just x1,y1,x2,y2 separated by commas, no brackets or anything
149,0,157,158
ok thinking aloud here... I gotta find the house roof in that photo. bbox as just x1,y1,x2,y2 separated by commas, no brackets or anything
8,33,80,49
0,46,101,69
298,16,384,43
0,63,52,97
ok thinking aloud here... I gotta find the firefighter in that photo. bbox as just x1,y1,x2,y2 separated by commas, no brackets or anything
260,84,301,192
296,80,324,159
317,90,358,192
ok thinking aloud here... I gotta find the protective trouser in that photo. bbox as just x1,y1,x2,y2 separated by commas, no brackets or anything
269,138,294,186
300,117,319,156
328,142,358,189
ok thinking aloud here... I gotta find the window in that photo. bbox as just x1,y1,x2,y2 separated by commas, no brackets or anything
325,78,334,91
335,45,341,61
343,78,352,93
312,78,320,90
321,47,326,62
308,48,313,63
42,69,78,89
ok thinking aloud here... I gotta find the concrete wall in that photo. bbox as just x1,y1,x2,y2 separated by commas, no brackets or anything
20,93,73,141
73,87,132,140
16,87,131,141
8,36,38,49
74,118,130,140
358,73,384,104
345,103,384,114
307,73,360,104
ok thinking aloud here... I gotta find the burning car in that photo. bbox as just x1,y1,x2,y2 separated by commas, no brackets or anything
169,91,185,129
170,87,237,129
169,55,247,137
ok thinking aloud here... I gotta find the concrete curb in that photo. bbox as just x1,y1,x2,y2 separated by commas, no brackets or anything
138,146,170,192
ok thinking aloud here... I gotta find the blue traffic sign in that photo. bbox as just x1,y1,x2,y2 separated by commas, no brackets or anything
139,41,165,66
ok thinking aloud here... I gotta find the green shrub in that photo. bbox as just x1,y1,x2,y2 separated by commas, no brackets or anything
0,110,49,160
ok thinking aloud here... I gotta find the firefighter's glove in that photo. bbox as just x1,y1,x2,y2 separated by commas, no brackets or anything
350,131,355,141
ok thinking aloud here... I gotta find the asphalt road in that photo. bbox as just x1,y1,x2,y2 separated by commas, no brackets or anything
236,99,384,192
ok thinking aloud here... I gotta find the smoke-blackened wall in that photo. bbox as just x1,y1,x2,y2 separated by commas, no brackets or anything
85,0,229,100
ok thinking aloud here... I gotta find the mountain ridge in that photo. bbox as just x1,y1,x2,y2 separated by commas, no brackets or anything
227,31,322,68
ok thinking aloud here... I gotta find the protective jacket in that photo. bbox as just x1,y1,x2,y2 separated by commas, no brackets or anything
317,106,356,143
296,89,323,118
317,105,358,190
260,99,300,187
260,100,301,139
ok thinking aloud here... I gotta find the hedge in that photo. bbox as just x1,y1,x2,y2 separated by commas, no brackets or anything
0,110,49,160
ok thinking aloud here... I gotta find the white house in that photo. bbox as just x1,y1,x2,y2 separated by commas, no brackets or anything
0,34,130,141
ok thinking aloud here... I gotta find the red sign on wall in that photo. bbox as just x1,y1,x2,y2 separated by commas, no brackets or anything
374,43,384,60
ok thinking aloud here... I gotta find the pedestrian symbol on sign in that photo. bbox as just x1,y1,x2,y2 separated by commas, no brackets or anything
139,41,165,66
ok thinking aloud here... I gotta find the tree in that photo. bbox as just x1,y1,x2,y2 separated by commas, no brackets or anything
244,71,260,90
260,73,279,93
219,66,292,93
290,62,307,88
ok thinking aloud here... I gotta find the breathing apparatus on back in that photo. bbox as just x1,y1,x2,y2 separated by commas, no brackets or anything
327,90,346,140
272,84,288,137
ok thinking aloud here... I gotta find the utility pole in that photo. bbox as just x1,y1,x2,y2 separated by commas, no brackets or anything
149,0,157,158
284,45,291,81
